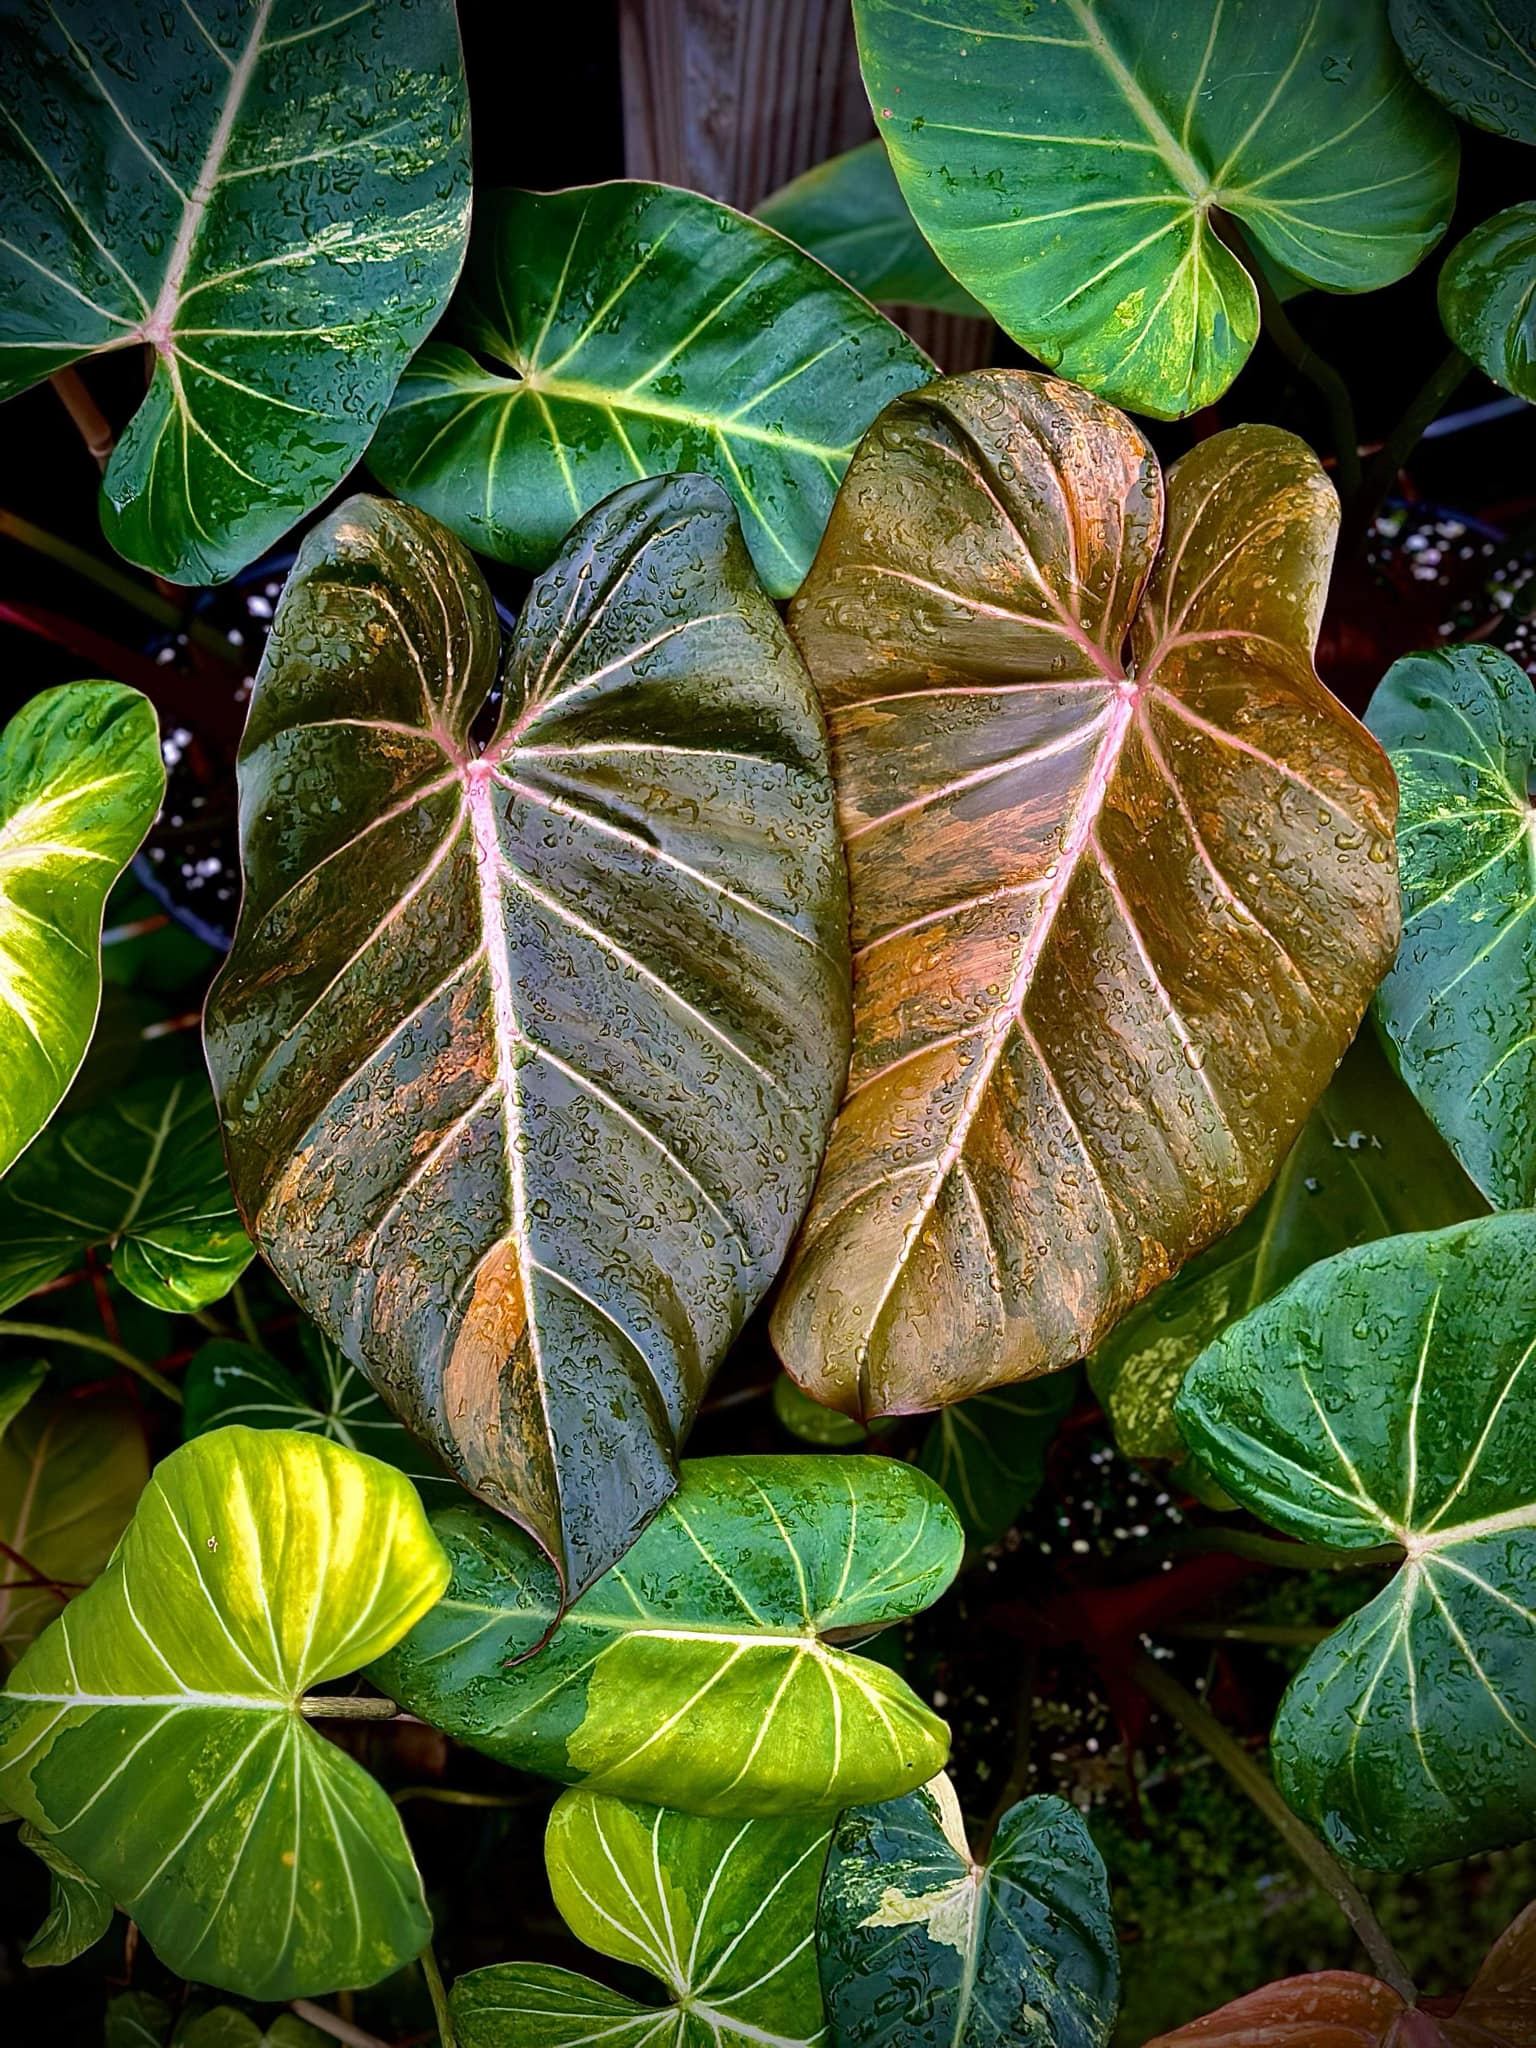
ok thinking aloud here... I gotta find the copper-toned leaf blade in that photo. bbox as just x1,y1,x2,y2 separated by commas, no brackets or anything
1141,1972,1409,2048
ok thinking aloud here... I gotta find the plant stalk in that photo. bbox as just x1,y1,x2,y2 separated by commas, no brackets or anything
0,1320,183,1405
1345,345,1471,552
299,1693,401,1720
231,1280,263,1350
1163,1527,1402,1572
288,2002,391,2048
0,506,241,665
1225,221,1361,495
1163,1621,1334,1646
1130,1652,1415,2000
421,1942,457,2048
49,367,115,470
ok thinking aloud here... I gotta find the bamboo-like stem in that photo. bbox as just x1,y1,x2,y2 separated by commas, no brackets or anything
1130,1653,1415,2000
421,1943,457,2048
0,1320,183,1405
299,1693,401,1720
49,367,115,470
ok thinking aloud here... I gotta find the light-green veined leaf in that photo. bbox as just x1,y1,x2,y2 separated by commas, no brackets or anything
368,183,934,599
206,485,850,1601
818,1773,1118,2047
851,0,1458,418
1367,646,1536,1210
0,0,470,584
918,1373,1077,1548
0,1074,253,1312
1390,0,1536,141
0,683,163,1178
453,1788,831,2047
106,1993,174,2048
371,1456,962,1818
1177,1212,1536,1870
774,1372,870,1448
19,1819,112,1967
1440,205,1536,402
176,2012,328,2048
0,1426,450,1997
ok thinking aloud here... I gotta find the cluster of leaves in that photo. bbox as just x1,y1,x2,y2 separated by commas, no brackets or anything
0,0,1534,2044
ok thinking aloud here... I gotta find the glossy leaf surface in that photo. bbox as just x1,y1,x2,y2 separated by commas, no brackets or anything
1390,0,1536,140
819,1774,1118,2048
372,1456,962,1817
0,683,163,1177
369,184,933,598
1141,1973,1411,2047
1440,205,1536,402
0,0,470,583
1090,1032,1481,1474
206,484,848,1600
757,142,984,316
0,1427,449,1996
1368,646,1536,1209
852,0,1457,418
0,1075,252,1312
918,1374,1076,1547
20,1821,113,1966
454,1789,830,2046
1178,1213,1536,1870
774,372,1399,1421
0,1391,147,1672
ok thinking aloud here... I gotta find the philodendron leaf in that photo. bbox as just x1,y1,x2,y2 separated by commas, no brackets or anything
1440,205,1536,402
177,2013,328,2048
918,1374,1077,1548
453,1789,831,2047
0,1075,253,1312
20,1820,112,1967
757,142,986,318
773,371,1399,1422
1090,1031,1482,1476
0,1391,147,1672
107,1993,174,2048
1177,1212,1536,1871
1390,0,1536,142
851,0,1457,419
371,1456,962,1817
206,485,850,1601
0,0,470,584
0,1426,449,1997
368,183,934,599
818,1773,1118,2048
1367,646,1536,1209
0,683,163,1177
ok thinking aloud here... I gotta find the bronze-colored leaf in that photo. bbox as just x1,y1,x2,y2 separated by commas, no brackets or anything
773,371,1398,1418
1141,1972,1410,2048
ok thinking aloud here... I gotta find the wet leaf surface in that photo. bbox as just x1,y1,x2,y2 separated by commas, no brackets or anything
1389,0,1536,141
1440,206,1536,406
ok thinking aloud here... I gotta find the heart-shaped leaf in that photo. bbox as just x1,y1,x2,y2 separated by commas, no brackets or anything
0,0,470,584
851,0,1457,418
1440,206,1536,403
453,1788,831,2047
1390,0,1536,141
371,1455,962,1818
918,1374,1077,1547
1090,1031,1482,1477
0,1426,449,1997
818,1772,1118,2048
757,142,985,317
0,683,163,1177
0,1075,252,1313
1177,1212,1536,1870
1367,645,1536,1209
0,1386,147,1672
19,1820,113,1967
205,482,849,1600
368,183,934,599
772,371,1399,1421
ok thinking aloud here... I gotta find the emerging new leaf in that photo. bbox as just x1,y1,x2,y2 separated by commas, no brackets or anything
852,0,1457,418
774,371,1399,1421
369,183,935,599
206,485,850,1600
371,1456,962,1817
1390,0,1536,142
454,1789,830,2047
0,1427,449,1997
1440,207,1536,407
0,683,163,1177
0,0,471,583
1368,646,1536,1209
818,1773,1118,2048
1177,1214,1536,1870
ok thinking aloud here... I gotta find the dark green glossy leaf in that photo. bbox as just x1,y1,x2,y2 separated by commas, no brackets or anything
0,1426,449,1996
1368,646,1536,1209
0,0,470,584
20,1819,112,1966
1090,1032,1482,1475
371,1456,962,1818
0,1075,252,1312
1390,0,1536,141
0,683,163,1177
818,1773,1118,2047
369,183,934,599
1440,205,1536,401
206,485,850,1600
918,1374,1076,1547
1177,1212,1536,1870
757,142,985,317
453,1788,830,2047
852,0,1457,418
775,1372,870,1447
107,1993,174,2048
